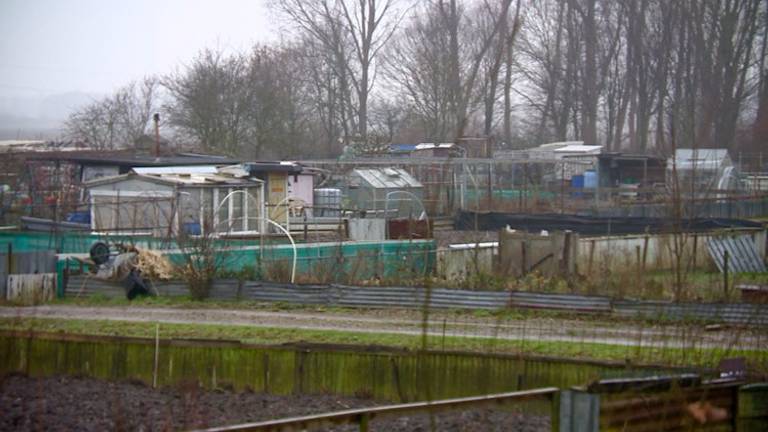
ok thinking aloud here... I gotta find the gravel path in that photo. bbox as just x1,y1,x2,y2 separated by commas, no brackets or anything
0,374,549,431
0,304,761,350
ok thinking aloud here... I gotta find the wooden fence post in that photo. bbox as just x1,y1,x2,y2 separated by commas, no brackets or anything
738,383,768,431
153,323,160,388
521,239,528,277
556,389,599,432
358,413,370,432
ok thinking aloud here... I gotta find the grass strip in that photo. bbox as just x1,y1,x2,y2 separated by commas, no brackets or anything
1,316,765,370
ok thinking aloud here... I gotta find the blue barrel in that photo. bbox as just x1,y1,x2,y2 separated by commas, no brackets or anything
583,170,598,189
571,174,584,189
183,222,201,235
571,174,584,198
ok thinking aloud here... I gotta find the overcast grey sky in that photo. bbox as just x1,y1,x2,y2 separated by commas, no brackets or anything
0,0,276,97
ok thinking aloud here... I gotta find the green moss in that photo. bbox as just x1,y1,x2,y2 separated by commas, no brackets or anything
1,316,764,370
0,331,663,403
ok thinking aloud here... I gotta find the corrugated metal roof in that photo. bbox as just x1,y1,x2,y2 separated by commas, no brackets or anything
133,166,219,175
538,141,584,149
353,168,422,189
415,143,455,150
553,144,603,153
152,173,262,185
28,153,241,167
239,161,303,174
0,140,87,153
707,235,766,273
0,140,46,147
84,172,262,188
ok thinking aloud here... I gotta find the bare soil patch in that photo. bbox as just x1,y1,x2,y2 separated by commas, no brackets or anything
0,373,548,431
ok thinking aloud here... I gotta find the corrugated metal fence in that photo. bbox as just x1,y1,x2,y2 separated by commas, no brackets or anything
0,250,57,299
707,235,767,273
65,276,767,326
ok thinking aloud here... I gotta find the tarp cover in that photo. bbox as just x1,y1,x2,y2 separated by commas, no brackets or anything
455,211,764,236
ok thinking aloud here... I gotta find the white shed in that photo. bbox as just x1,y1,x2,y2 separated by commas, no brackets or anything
84,172,264,236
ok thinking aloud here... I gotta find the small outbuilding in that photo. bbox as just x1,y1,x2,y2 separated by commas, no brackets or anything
597,153,667,190
84,170,265,237
231,161,308,221
667,149,738,191
347,167,424,217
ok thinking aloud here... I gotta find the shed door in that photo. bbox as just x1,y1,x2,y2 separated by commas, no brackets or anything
267,172,287,222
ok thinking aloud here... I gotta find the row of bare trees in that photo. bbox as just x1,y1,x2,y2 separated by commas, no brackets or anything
520,0,767,154
65,0,768,158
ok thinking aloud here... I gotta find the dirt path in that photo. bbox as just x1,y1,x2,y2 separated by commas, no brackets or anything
0,304,761,350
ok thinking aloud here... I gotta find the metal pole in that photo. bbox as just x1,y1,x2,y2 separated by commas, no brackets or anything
153,113,161,157
594,160,600,212
560,163,565,214
487,160,493,209
643,158,648,200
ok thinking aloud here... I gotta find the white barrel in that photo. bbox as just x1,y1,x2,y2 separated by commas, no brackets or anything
314,188,342,217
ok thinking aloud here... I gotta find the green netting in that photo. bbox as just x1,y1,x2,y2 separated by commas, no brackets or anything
0,232,435,297
0,232,435,296
463,189,556,201
0,231,258,254
207,239,436,280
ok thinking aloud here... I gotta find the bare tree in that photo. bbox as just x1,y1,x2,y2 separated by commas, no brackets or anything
78,0,768,157
65,77,159,150
270,0,404,140
502,0,523,146
65,99,120,150
368,96,409,141
753,2,768,154
517,0,580,142
163,49,251,155
480,0,522,138
243,45,314,158
385,0,513,141
294,36,351,155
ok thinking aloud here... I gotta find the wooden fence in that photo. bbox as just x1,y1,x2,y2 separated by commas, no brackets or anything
193,375,767,432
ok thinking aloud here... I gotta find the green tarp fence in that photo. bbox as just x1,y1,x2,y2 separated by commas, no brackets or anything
0,231,434,298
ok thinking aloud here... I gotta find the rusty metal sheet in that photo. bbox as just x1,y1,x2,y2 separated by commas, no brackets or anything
387,219,431,239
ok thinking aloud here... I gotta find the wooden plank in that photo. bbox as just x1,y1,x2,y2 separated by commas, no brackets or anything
6,273,56,304
0,252,7,300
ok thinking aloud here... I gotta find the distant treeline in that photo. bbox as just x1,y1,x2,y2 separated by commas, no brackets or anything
65,0,768,160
